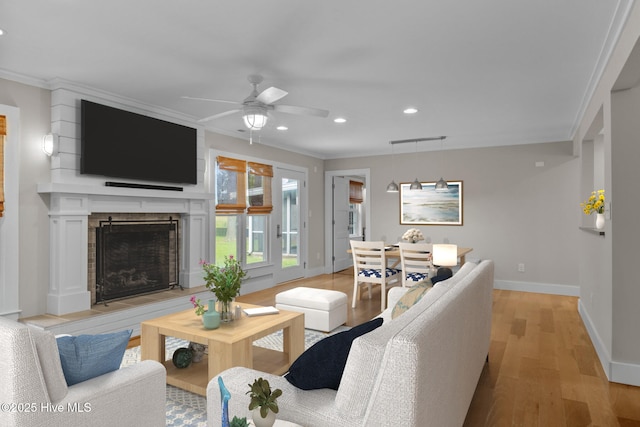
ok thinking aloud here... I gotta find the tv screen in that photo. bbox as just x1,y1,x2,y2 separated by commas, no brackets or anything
81,100,197,185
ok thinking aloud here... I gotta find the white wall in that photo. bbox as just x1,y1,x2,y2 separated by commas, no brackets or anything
326,141,581,293
0,79,52,318
573,1,640,386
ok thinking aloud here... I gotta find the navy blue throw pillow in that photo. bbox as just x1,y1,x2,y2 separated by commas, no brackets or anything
431,267,453,285
285,318,384,390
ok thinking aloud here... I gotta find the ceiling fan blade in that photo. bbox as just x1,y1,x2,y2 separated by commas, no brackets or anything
256,86,288,105
197,109,241,123
182,96,241,106
273,104,330,118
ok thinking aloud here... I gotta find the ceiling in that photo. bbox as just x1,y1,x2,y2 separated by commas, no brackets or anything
0,0,631,159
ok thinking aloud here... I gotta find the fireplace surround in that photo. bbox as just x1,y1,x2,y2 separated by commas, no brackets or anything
37,183,211,315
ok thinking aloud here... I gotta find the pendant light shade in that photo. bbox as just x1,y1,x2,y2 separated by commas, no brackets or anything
435,177,448,192
410,178,423,190
386,141,399,192
386,180,399,192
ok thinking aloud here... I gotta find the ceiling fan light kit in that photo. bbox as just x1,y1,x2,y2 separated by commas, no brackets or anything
242,105,268,130
185,74,329,134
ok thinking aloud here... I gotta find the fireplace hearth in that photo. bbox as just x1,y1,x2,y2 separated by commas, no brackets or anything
95,217,179,304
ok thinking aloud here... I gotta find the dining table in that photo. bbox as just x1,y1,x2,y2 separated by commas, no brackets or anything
347,245,473,268
385,245,472,266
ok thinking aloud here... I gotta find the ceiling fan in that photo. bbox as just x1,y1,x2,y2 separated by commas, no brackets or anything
183,74,330,130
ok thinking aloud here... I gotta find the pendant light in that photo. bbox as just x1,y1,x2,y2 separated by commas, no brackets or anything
434,137,449,192
386,142,399,192
409,142,423,190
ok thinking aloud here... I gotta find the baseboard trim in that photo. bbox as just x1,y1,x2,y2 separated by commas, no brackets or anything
493,280,580,296
578,299,640,387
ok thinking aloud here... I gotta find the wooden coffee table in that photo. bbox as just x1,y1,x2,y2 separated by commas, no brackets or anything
140,302,305,396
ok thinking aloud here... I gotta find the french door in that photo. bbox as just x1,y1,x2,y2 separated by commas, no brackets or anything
272,167,306,283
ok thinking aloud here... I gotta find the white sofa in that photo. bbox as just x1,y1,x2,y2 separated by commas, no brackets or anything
207,260,494,427
0,317,167,427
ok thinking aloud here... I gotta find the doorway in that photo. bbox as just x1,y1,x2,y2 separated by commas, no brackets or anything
324,169,370,273
273,166,307,283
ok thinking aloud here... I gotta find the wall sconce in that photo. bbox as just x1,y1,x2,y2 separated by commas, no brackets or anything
432,244,458,267
42,133,58,156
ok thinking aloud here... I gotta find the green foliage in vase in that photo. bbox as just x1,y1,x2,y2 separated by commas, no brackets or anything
230,416,249,427
247,377,282,418
201,255,247,303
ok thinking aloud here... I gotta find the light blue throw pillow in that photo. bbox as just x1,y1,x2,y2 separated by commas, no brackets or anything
56,329,132,386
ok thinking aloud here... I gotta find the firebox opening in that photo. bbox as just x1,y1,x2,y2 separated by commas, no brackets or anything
96,217,179,304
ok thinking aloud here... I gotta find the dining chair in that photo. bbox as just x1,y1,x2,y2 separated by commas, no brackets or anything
398,242,433,287
349,240,401,311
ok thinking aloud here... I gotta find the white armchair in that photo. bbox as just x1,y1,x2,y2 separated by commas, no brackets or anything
0,316,167,427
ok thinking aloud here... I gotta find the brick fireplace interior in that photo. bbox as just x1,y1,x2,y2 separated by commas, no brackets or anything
88,213,181,305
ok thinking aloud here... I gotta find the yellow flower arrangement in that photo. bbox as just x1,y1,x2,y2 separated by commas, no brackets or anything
580,189,605,215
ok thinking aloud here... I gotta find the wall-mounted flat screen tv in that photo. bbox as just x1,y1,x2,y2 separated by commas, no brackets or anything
81,99,197,185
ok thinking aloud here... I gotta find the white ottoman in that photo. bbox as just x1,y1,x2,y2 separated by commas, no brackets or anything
275,287,348,332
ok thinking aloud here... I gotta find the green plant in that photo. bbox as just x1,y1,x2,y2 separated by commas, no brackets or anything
189,295,206,316
229,416,249,427
201,255,247,303
247,377,282,418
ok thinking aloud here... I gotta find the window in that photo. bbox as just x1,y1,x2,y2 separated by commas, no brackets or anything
348,180,364,237
247,162,273,214
246,215,267,264
215,156,273,267
215,215,239,266
215,156,246,214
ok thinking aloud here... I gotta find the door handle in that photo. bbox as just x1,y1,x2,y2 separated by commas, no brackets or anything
276,224,282,238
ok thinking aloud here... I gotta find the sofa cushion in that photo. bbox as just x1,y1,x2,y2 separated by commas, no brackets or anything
56,329,132,386
391,281,432,319
285,318,383,390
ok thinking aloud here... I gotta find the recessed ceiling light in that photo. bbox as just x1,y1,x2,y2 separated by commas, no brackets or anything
403,107,418,114
334,117,347,123
0,29,5,36
276,125,288,131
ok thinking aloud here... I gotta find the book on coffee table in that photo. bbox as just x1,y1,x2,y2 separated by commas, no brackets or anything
243,306,279,316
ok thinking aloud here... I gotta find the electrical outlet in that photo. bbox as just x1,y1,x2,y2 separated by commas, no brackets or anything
518,263,525,273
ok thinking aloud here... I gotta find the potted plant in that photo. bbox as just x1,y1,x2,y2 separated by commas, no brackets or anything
229,416,249,427
201,255,247,322
247,377,282,427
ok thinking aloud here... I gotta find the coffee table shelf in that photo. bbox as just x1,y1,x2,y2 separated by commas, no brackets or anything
141,303,305,396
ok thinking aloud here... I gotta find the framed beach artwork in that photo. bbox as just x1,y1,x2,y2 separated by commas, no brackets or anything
399,181,463,225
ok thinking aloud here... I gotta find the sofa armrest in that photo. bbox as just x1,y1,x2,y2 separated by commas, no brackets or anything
208,367,350,427
58,360,166,427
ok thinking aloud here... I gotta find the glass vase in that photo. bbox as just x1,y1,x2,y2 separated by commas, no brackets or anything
218,299,234,322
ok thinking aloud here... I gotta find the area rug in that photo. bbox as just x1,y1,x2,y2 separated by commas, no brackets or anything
122,326,349,426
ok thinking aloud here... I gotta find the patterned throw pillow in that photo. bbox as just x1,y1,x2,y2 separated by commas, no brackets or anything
391,281,433,319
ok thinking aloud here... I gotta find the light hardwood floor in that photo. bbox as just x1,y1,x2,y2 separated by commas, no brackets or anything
237,269,640,426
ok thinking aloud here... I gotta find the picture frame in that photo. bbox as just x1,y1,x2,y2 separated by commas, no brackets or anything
399,181,463,225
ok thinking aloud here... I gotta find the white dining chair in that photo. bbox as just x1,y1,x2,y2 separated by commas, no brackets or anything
398,242,433,287
349,240,401,311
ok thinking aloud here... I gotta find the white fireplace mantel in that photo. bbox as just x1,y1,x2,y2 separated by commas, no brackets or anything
37,183,214,315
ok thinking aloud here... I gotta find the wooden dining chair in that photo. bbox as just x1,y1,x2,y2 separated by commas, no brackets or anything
349,240,401,311
398,242,433,287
